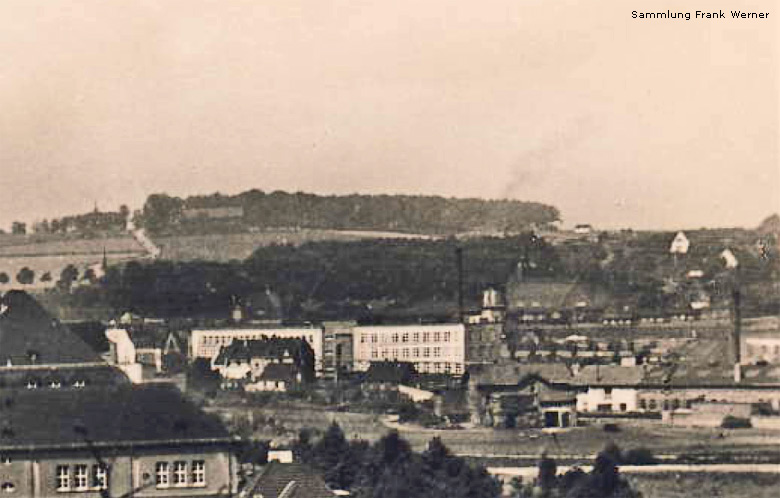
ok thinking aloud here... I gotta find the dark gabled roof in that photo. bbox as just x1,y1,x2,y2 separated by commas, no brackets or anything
258,363,299,382
0,384,230,450
249,462,336,498
469,362,574,386
363,361,417,384
0,291,104,366
213,337,311,366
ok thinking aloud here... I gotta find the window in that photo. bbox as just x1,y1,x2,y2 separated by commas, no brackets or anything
155,462,169,487
444,331,451,342
56,465,70,491
173,461,187,486
423,347,430,358
412,333,419,342
26,380,38,390
93,465,108,490
402,333,409,343
50,381,62,389
423,332,430,342
639,399,647,410
391,333,399,343
433,332,440,342
433,347,441,357
73,380,86,389
191,461,205,486
619,403,627,412
649,399,657,410
74,465,88,490
604,388,612,399
1,483,14,493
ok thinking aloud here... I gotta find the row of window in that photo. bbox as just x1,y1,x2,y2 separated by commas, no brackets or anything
360,331,454,344
639,399,694,411
26,380,87,390
200,334,315,347
56,464,108,492
155,461,206,488
369,347,447,359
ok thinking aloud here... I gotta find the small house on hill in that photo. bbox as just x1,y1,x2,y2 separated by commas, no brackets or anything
212,337,314,390
246,462,338,498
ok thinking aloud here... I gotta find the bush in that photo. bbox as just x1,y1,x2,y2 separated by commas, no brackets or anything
721,416,752,429
623,447,657,465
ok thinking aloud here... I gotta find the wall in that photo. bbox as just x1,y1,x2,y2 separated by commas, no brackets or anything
353,324,466,375
577,388,639,413
0,445,236,497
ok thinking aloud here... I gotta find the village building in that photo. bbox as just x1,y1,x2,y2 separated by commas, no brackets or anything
211,337,315,391
352,324,466,375
242,461,338,498
468,362,578,429
189,326,324,374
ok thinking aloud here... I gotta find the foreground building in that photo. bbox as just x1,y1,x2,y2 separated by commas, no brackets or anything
0,384,239,497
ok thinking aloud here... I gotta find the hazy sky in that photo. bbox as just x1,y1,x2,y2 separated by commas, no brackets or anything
0,0,777,230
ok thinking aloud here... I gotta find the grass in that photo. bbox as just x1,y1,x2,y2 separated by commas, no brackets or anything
628,472,780,498
153,230,433,262
206,397,780,459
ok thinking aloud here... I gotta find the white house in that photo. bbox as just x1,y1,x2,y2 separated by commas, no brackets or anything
669,231,690,255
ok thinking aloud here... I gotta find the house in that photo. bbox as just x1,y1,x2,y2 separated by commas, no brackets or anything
0,384,239,497
243,462,337,498
669,231,690,255
573,224,593,235
211,337,315,391
321,321,356,381
189,326,324,374
468,362,578,428
362,361,417,392
574,365,646,413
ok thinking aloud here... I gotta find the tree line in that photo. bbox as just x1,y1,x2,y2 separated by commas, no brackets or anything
137,190,561,235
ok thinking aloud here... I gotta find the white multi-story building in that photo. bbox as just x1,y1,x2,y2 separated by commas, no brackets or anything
353,324,466,375
189,326,324,373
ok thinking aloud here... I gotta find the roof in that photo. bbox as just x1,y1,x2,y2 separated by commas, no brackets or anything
505,280,611,310
469,362,574,386
574,365,646,387
258,363,299,382
213,337,312,366
0,384,230,450
0,291,104,366
363,361,417,384
0,364,128,390
249,462,337,498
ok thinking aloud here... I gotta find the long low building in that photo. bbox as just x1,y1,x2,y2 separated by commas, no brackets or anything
352,324,466,375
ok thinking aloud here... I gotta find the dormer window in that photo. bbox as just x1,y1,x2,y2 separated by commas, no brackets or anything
1,482,15,493
49,381,62,389
26,380,38,390
72,380,86,389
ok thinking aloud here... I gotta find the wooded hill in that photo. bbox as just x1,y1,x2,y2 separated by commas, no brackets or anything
137,190,561,235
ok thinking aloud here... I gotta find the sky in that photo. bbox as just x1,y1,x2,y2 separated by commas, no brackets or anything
0,0,777,231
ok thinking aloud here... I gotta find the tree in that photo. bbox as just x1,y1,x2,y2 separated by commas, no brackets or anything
16,267,34,285
0,273,8,284
59,265,79,289
11,221,26,235
40,272,53,283
538,455,558,494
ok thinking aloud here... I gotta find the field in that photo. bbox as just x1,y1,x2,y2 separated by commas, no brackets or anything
0,234,147,290
208,398,780,459
153,230,435,262
628,472,780,498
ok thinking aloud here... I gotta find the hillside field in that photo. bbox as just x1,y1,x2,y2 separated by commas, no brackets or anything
153,229,435,262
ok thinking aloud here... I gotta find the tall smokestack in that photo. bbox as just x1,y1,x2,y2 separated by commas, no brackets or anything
732,287,742,366
456,246,464,323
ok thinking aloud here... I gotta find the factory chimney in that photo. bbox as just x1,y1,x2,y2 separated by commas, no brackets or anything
456,246,464,323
